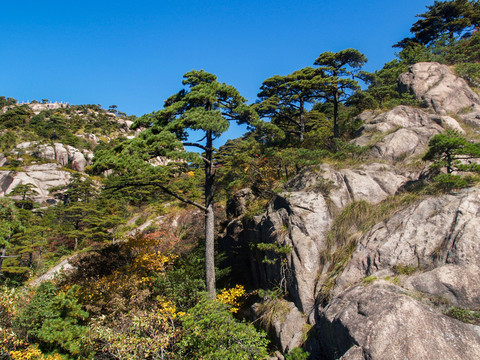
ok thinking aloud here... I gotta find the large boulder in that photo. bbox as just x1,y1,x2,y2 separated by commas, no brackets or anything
316,282,480,360
398,62,480,115
353,105,463,161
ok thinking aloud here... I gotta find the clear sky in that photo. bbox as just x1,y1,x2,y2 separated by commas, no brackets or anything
1,0,433,141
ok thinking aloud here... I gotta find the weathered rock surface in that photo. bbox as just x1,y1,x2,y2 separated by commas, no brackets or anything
316,282,480,360
353,105,463,161
13,142,93,171
0,163,71,202
226,188,254,218
398,62,480,115
223,62,480,359
232,163,413,313
252,300,307,353
405,264,480,309
335,188,480,297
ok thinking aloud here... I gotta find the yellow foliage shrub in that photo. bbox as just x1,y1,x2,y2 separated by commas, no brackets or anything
216,285,246,313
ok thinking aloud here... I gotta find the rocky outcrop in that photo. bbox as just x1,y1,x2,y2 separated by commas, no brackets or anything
353,105,463,161
229,176,480,358
226,163,414,313
222,63,480,359
316,282,480,360
14,142,92,171
398,62,480,115
0,163,71,203
335,188,480,298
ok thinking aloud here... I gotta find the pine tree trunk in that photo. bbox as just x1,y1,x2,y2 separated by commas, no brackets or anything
299,100,305,142
333,91,339,139
205,204,215,298
0,247,5,273
205,130,216,299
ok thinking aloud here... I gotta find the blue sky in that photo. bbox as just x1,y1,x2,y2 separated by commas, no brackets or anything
1,0,433,141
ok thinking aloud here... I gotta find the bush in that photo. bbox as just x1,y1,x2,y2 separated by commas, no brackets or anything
178,296,269,359
16,282,88,358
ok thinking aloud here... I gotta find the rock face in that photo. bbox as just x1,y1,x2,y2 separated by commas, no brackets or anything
335,188,480,297
317,282,480,360
224,163,413,313
0,163,71,203
398,62,480,115
223,64,480,358
13,142,93,172
252,300,307,353
353,105,463,161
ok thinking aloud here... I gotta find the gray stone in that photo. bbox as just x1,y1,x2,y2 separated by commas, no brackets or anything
54,143,69,166
0,163,71,202
335,188,480,297
71,151,87,172
226,188,253,218
398,62,480,114
317,283,480,360
252,300,307,353
36,144,56,161
249,163,411,313
405,264,480,309
353,105,462,161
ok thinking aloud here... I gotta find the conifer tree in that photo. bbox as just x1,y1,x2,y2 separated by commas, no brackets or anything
0,198,23,274
94,70,257,298
255,67,325,143
395,0,480,48
313,49,368,139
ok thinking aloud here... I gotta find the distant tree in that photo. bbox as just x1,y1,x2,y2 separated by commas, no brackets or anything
8,183,39,209
50,173,98,205
0,96,17,108
255,67,325,143
0,198,23,274
313,49,368,139
95,70,256,298
108,105,118,114
41,99,49,104
395,0,480,48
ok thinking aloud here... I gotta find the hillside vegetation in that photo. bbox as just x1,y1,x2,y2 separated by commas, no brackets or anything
1,1,480,359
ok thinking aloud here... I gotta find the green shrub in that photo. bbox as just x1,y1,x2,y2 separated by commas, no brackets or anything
17,282,89,358
285,347,310,360
446,307,480,325
178,296,269,359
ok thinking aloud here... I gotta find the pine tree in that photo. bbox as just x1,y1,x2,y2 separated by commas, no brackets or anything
94,70,257,298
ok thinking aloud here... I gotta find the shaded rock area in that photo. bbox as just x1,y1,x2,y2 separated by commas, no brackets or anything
252,300,308,353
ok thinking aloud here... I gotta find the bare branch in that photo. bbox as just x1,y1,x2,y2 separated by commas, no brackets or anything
183,142,209,152
106,181,206,211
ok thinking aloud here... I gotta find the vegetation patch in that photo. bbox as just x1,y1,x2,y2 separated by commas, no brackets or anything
445,307,480,326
